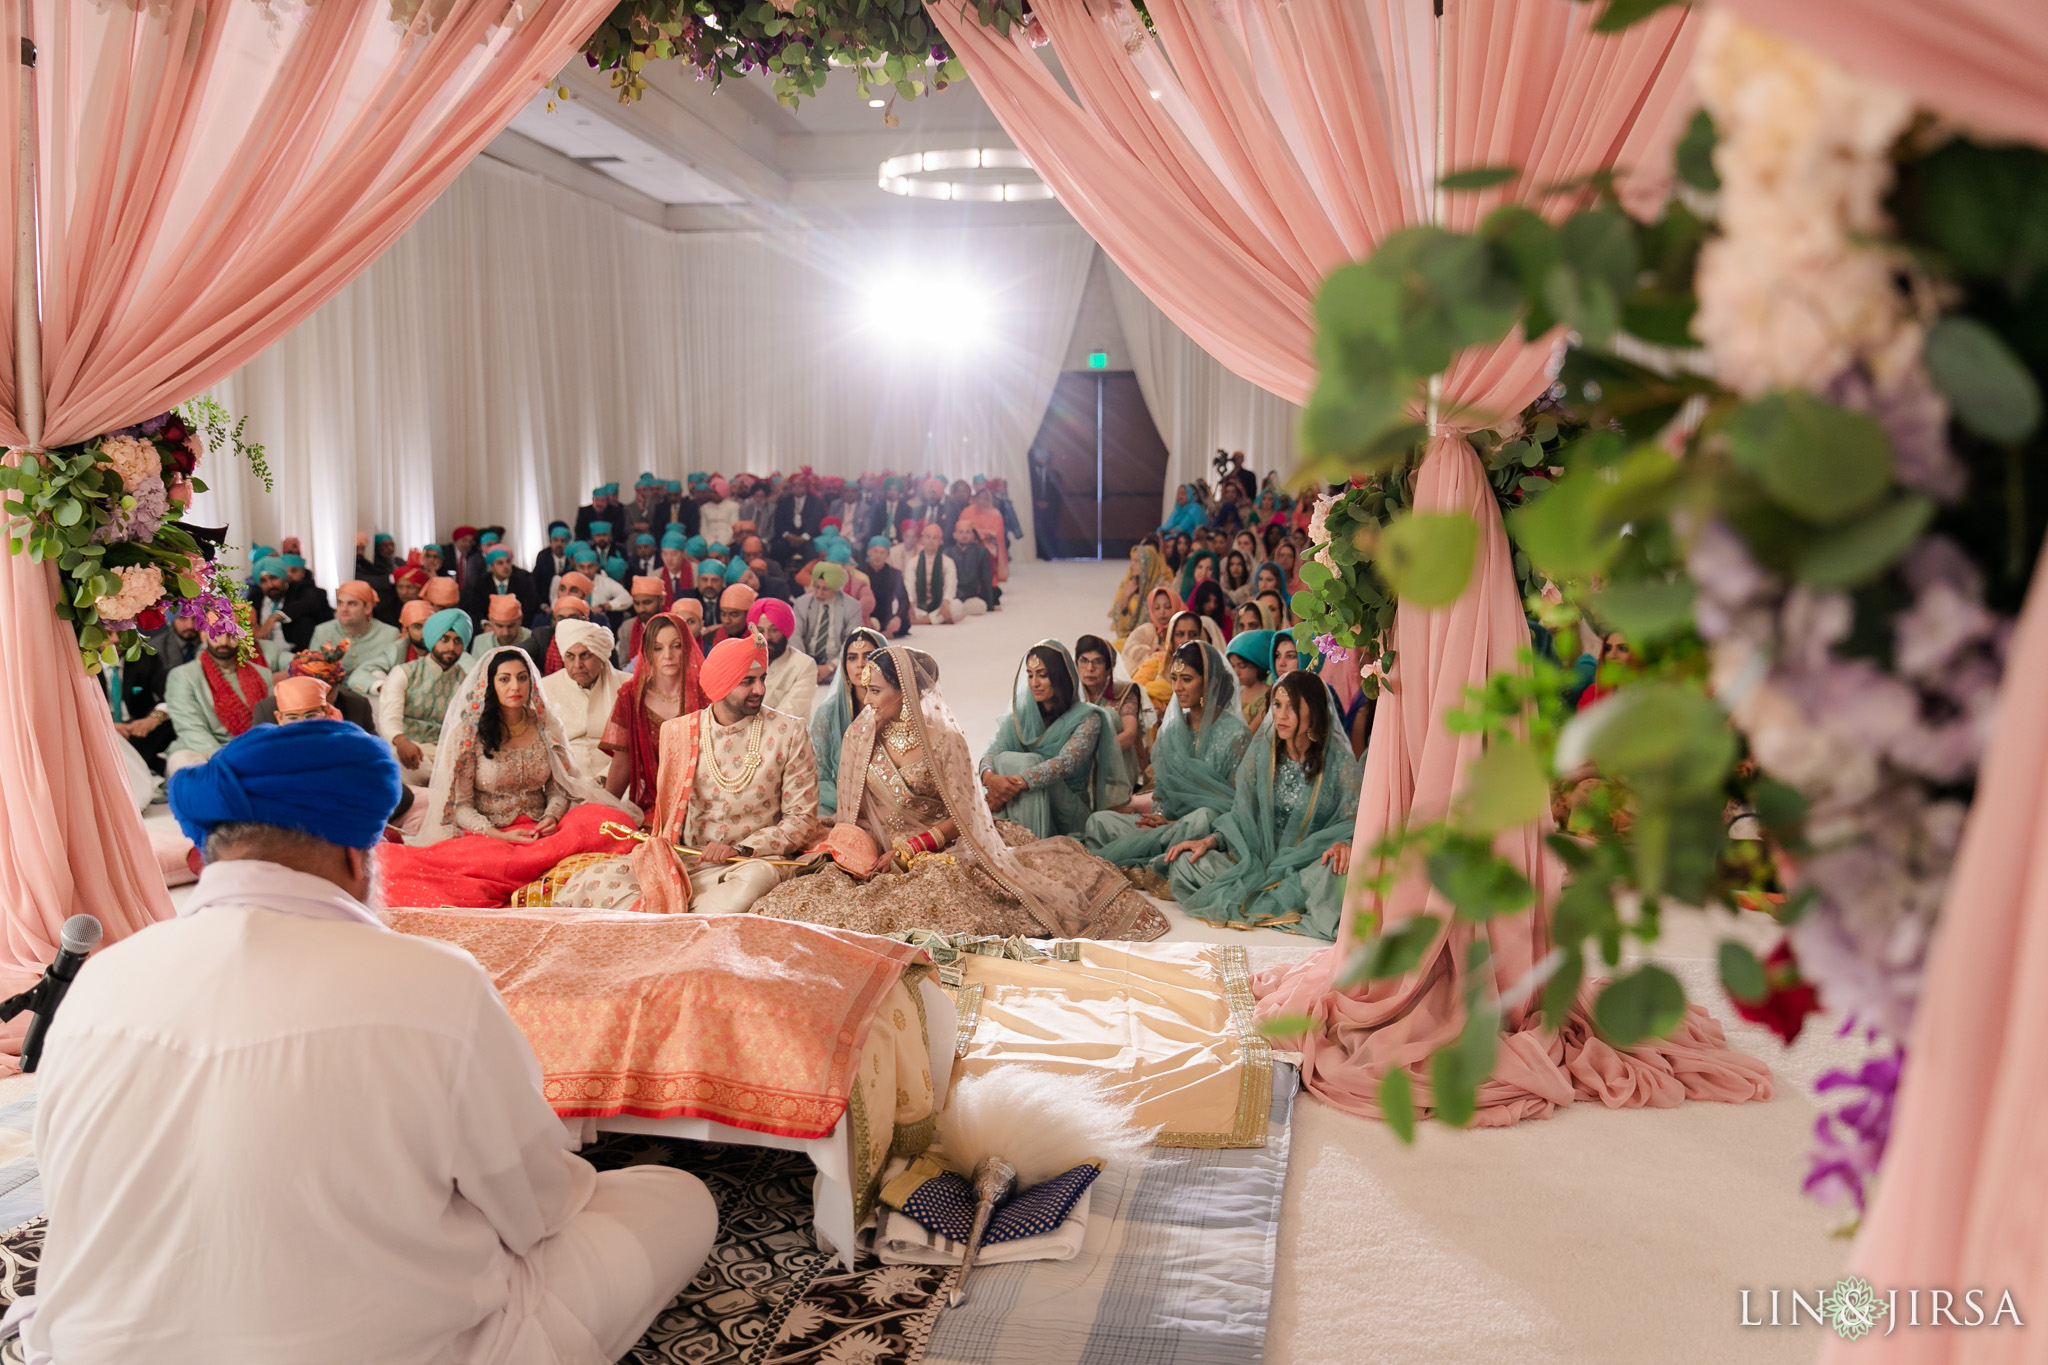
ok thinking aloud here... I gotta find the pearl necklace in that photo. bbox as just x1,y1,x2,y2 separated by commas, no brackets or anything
704,708,765,792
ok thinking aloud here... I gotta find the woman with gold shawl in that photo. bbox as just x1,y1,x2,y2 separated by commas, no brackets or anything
1107,543,1169,644
753,646,1166,941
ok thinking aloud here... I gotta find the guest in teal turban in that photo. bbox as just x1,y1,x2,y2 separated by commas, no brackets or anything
1225,629,1277,729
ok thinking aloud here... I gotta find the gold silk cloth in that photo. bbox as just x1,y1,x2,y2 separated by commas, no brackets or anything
949,942,1271,1149
385,907,927,1139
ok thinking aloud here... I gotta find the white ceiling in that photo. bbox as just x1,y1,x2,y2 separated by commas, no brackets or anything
484,56,1077,231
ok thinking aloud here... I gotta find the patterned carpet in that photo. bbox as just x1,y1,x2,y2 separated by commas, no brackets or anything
0,1136,957,1365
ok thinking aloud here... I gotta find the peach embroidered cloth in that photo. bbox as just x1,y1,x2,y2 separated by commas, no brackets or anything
385,907,927,1139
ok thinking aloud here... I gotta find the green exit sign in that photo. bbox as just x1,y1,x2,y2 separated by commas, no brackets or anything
1087,351,1108,370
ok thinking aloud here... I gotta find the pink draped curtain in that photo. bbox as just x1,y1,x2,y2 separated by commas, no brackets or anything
0,0,611,1069
1714,0,2048,150
934,0,1737,1121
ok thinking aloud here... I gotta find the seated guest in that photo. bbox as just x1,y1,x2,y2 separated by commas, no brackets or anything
574,480,621,540
525,594,574,677
104,629,177,774
247,554,328,654
948,517,996,615
1258,587,1291,632
417,543,450,580
1222,550,1255,607
377,607,476,784
1074,633,1146,781
1118,583,1183,676
544,637,820,916
1086,641,1248,868
958,483,1010,602
862,476,912,544
465,545,539,624
979,641,1128,839
791,561,862,688
586,521,617,565
378,648,640,907
672,596,705,645
1187,578,1234,644
422,573,462,610
15,722,715,1364
553,568,595,619
1178,548,1220,604
692,557,728,621
603,612,703,812
656,530,693,605
386,562,430,623
710,582,756,648
1234,599,1272,635
1159,482,1207,537
468,594,531,658
577,547,633,613
1253,560,1290,608
747,596,816,722
164,637,272,775
379,599,436,682
699,476,739,548
811,627,884,818
254,648,377,732
629,531,661,580
1108,543,1168,643
1133,608,1211,710
539,617,624,780
532,520,572,604
309,580,403,695
1164,671,1359,938
614,576,670,667
755,647,1166,939
864,537,912,638
1228,629,1277,728
905,522,966,625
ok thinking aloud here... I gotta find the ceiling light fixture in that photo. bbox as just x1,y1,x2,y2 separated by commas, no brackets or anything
869,98,887,108
877,148,1053,203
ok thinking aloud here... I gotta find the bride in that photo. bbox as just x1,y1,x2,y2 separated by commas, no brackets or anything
377,645,639,908
753,645,1166,941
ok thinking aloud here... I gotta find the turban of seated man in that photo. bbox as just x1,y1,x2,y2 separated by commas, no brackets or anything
399,600,434,630
551,595,589,621
486,596,524,625
425,607,473,650
555,618,615,661
169,720,400,851
700,636,768,703
719,583,757,612
746,597,795,640
273,677,342,723
558,571,593,596
812,562,848,592
423,578,461,609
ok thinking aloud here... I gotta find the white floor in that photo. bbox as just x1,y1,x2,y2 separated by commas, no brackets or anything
4,559,1867,1360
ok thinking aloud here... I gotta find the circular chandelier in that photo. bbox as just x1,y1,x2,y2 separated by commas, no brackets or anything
877,148,1054,203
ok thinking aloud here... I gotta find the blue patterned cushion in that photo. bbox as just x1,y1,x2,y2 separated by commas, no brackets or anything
899,1163,1101,1244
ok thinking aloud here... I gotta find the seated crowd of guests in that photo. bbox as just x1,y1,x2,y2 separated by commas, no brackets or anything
104,467,1024,784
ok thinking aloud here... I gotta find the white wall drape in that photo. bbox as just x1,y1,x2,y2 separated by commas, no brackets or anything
196,157,1096,586
1105,265,1300,522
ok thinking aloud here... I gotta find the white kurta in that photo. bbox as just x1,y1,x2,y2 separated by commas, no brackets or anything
763,644,818,722
539,663,624,782
16,861,714,1365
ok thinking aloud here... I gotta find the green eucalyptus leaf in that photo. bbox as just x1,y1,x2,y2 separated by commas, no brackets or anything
1673,109,1720,193
1454,740,1550,836
1507,468,1618,580
1923,316,2042,444
1429,1047,1478,1128
1725,393,1892,526
1560,681,1735,801
1586,0,1685,30
1426,841,1536,921
1793,494,1935,588
1298,559,1333,590
1378,1068,1417,1145
1541,945,1584,1032
1593,964,1688,1046
1751,777,1808,837
53,499,83,527
1438,166,1518,192
1377,512,1477,607
1718,940,1768,1004
1336,913,1443,988
1588,578,1695,644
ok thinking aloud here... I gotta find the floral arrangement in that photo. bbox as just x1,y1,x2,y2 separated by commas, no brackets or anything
1292,413,1570,699
1289,11,2047,1223
1,402,271,672
581,0,1004,108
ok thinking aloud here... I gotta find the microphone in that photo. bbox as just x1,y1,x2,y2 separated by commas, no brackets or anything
0,915,103,1073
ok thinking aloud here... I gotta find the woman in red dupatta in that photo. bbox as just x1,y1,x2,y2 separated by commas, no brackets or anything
602,612,703,813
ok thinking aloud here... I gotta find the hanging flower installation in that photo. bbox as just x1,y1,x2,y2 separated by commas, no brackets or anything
1288,11,2047,1225
1,401,271,671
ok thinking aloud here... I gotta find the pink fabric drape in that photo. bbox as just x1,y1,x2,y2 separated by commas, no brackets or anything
1817,541,2048,1364
928,0,1698,405
936,0,1769,1123
0,0,610,1071
1712,0,2048,150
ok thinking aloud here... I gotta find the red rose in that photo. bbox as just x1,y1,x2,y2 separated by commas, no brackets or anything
1730,938,1823,1045
160,419,187,442
136,606,166,632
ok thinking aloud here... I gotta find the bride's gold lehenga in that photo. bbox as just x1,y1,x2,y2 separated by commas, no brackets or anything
753,647,1167,941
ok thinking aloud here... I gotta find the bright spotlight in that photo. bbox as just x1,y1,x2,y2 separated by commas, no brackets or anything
869,98,887,108
859,270,991,356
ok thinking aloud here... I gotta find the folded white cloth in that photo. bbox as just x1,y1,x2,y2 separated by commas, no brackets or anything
873,1189,1090,1266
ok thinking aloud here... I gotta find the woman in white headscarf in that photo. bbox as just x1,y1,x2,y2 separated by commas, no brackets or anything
376,645,640,907
753,646,1166,940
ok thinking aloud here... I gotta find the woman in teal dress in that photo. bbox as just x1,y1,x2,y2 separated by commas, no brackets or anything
811,626,886,817
1084,640,1248,868
1163,670,1359,939
979,640,1129,838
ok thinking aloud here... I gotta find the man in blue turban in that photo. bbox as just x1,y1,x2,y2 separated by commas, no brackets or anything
247,550,330,655
575,479,621,542
378,608,475,780
21,719,717,1361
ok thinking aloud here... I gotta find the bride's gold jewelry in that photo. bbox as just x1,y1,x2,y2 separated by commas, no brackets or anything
884,716,920,754
704,709,765,791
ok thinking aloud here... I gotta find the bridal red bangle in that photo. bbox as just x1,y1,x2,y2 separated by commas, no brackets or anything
908,831,941,855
